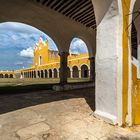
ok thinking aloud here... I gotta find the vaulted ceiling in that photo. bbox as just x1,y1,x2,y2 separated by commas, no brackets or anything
35,0,96,29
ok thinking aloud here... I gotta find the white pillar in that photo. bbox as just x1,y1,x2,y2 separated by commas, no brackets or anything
79,70,81,78
70,70,73,78
95,0,123,125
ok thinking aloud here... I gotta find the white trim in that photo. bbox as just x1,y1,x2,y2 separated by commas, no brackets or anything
80,63,90,69
117,0,123,126
127,0,136,126
94,110,117,125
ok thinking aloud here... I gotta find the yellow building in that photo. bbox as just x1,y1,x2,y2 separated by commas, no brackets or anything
0,38,90,79
20,38,90,79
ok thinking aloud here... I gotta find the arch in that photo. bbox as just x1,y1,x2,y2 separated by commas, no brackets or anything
69,35,95,57
0,74,3,78
37,71,40,78
69,37,89,55
41,70,44,78
81,64,89,78
44,69,48,78
48,69,52,78
129,0,140,125
9,74,13,78
33,71,36,78
72,66,79,78
53,68,58,78
5,74,9,78
29,71,32,78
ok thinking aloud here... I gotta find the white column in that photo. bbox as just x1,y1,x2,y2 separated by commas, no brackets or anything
95,0,123,125
79,70,81,78
70,70,73,78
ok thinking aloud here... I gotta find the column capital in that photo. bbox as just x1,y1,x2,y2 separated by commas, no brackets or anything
59,51,69,57
89,56,95,61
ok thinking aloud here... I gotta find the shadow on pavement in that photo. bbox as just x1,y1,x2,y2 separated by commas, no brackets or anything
0,84,95,115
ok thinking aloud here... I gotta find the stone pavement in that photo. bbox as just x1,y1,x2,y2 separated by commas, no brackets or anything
0,88,140,140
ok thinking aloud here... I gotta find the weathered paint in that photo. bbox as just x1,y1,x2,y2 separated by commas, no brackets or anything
122,0,131,124
132,64,140,124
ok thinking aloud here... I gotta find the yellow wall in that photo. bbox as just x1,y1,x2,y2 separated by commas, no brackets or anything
122,0,131,124
17,39,90,74
33,38,49,66
132,64,140,124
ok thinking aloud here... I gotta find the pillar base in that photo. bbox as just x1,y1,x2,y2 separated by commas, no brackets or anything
53,82,95,91
94,110,117,125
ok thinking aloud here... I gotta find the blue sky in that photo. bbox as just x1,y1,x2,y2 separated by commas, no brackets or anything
0,22,88,71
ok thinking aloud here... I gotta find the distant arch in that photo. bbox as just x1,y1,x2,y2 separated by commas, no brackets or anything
37,71,40,78
81,64,89,78
41,70,44,78
72,66,79,78
5,74,9,78
49,69,52,78
9,74,13,78
53,68,58,78
45,69,48,78
0,74,4,78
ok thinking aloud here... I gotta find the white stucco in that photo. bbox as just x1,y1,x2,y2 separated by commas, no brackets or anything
91,0,113,25
95,0,123,124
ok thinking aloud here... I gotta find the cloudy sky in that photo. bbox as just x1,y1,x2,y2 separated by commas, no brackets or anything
0,22,88,71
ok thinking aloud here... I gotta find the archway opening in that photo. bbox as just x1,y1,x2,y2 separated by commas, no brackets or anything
69,37,90,82
49,69,52,78
0,22,60,86
72,66,79,78
10,74,13,78
53,68,58,78
130,0,140,125
41,70,44,78
0,74,3,78
5,74,9,78
45,70,48,78
81,65,89,78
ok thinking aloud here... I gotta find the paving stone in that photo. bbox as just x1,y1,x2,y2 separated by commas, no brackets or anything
27,136,39,140
16,122,50,139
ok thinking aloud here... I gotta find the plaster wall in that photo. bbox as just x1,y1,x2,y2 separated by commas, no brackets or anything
95,0,122,124
91,0,113,25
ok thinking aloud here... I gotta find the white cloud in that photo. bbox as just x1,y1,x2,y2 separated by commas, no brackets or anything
15,61,23,65
70,38,88,54
19,47,34,58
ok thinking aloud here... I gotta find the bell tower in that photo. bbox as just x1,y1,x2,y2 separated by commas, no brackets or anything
33,38,49,67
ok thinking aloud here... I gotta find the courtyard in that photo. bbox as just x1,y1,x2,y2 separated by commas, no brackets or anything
0,86,140,140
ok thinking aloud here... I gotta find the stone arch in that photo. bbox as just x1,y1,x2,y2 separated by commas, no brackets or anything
129,0,140,125
33,71,36,78
41,70,44,78
53,68,58,78
69,35,95,57
44,69,48,78
49,69,52,78
9,74,13,78
0,74,3,78
72,66,79,78
37,71,40,78
5,74,9,78
81,64,89,78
